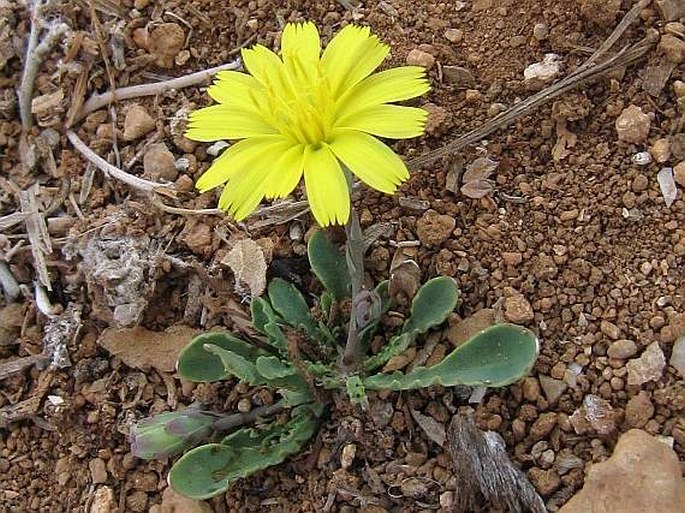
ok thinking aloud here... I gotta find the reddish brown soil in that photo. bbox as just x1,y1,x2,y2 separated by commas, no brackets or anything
1,0,683,512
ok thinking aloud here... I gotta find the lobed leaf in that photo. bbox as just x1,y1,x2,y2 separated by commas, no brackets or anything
168,406,320,499
401,276,459,335
364,323,539,390
345,374,369,410
364,277,459,372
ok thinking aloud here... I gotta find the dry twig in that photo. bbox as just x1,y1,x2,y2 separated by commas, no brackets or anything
74,59,242,123
66,130,173,194
19,185,52,290
407,34,656,171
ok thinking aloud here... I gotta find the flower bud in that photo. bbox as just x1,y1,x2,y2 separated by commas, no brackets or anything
130,410,216,459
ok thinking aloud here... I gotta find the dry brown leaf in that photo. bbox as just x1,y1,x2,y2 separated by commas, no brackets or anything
460,179,495,199
410,409,446,447
97,325,201,372
221,238,267,297
552,118,578,161
462,156,498,183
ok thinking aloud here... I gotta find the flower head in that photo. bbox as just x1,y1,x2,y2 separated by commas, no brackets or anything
186,22,430,226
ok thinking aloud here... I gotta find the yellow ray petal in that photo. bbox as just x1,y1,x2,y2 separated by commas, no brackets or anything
218,139,294,219
335,66,430,116
264,144,305,199
185,105,277,142
281,22,321,63
241,44,284,88
207,70,263,106
303,144,350,226
337,105,428,139
321,25,389,99
329,130,408,194
196,136,287,192
219,165,270,220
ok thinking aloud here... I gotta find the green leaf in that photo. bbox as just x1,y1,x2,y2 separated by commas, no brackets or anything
345,375,369,410
255,355,311,393
364,323,539,390
268,278,318,337
203,344,264,385
307,230,351,301
262,320,287,355
177,332,268,382
363,278,458,372
363,332,412,372
402,276,459,335
320,291,333,321
250,297,279,335
204,344,311,392
168,407,320,499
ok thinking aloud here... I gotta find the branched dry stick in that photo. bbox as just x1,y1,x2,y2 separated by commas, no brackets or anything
407,34,656,171
18,0,69,132
580,0,652,72
74,59,242,123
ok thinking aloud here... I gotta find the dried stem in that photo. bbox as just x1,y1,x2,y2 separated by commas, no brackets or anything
74,59,242,123
18,1,69,132
340,171,366,373
211,401,286,432
0,261,21,301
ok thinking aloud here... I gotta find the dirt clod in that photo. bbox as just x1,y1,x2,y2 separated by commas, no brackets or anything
416,209,455,247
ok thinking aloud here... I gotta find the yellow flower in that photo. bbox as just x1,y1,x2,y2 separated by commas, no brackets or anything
186,22,430,226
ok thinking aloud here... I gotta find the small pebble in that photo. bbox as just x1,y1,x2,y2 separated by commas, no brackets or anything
615,105,650,144
659,34,685,64
539,375,567,403
651,138,672,163
444,28,464,43
522,377,541,402
523,54,562,85
503,288,535,323
600,320,621,340
625,391,654,428
89,458,107,484
406,48,435,69
674,161,685,187
670,336,685,377
123,105,155,141
340,443,356,470
533,22,549,40
631,151,652,166
149,23,185,68
626,342,666,386
207,140,229,156
416,210,455,247
442,65,475,87
657,167,678,207
631,174,649,191
607,339,638,359
143,143,178,181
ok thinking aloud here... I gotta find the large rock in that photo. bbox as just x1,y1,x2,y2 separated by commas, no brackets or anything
558,429,685,513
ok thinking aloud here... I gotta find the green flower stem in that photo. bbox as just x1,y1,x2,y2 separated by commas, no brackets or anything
341,169,366,373
211,401,286,432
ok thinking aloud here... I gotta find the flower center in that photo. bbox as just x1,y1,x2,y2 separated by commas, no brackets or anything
258,56,334,147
